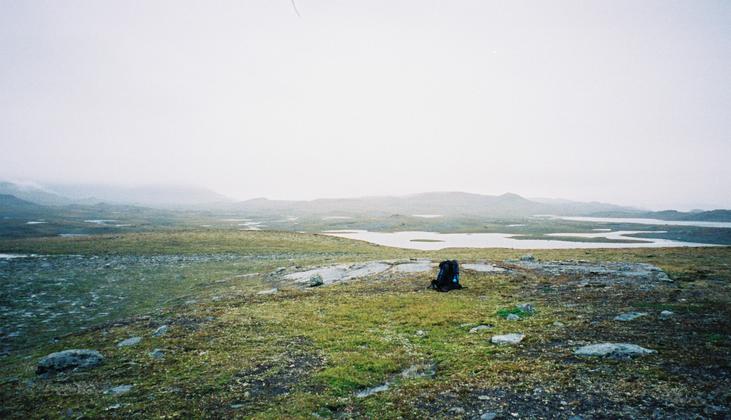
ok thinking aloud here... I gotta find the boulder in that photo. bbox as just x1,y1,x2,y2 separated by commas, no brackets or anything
506,313,521,321
491,333,525,345
574,343,656,358
307,274,324,287
36,349,103,374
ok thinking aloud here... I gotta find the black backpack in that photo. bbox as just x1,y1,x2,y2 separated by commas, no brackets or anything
430,260,461,292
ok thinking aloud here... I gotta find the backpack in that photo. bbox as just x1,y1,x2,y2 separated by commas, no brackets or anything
430,260,461,292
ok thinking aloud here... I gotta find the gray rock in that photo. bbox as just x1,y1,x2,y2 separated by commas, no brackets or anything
415,330,427,337
463,263,506,273
506,313,521,321
574,343,656,358
400,362,436,379
355,383,390,398
659,310,674,319
153,325,168,337
36,349,104,374
553,321,565,327
256,288,278,295
480,413,498,420
469,325,493,333
449,407,465,415
307,274,324,287
517,303,535,314
149,349,165,359
491,333,525,345
117,336,142,347
393,262,433,273
520,254,535,262
107,384,133,395
614,312,648,321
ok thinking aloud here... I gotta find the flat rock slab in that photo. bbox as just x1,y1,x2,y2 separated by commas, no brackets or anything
574,343,656,358
284,262,391,285
392,262,434,273
614,312,648,321
512,260,672,284
37,349,104,374
463,263,506,273
491,333,525,345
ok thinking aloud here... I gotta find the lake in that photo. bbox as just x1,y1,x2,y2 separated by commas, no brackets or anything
544,215,731,229
322,230,717,250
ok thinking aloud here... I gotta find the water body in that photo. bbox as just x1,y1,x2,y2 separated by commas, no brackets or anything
544,215,731,229
322,230,716,250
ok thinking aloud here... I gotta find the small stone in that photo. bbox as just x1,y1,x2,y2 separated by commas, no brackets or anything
614,312,648,321
520,254,535,262
117,337,142,347
574,343,656,358
415,330,426,337
449,407,465,415
659,310,674,319
506,313,520,321
308,274,324,287
480,413,497,420
149,349,165,359
36,349,104,374
153,325,168,337
553,321,565,327
256,288,278,295
107,384,133,395
477,395,489,401
469,325,493,333
491,333,525,345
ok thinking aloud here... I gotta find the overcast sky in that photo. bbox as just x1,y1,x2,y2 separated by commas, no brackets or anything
1,0,729,210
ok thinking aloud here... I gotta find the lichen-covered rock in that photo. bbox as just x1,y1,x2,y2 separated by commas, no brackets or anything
574,343,656,358
506,313,521,321
36,349,103,374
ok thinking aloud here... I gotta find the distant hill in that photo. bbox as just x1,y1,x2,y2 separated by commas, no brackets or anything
46,184,233,208
0,194,52,218
0,181,233,209
227,191,636,218
0,182,72,206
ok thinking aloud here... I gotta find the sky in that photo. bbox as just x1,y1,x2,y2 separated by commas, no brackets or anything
1,0,729,210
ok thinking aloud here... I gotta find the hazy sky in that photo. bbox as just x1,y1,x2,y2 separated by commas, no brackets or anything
1,1,729,210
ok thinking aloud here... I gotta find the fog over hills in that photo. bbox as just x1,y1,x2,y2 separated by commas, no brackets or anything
2,181,730,222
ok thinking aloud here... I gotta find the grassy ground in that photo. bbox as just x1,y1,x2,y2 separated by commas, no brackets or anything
0,231,729,418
